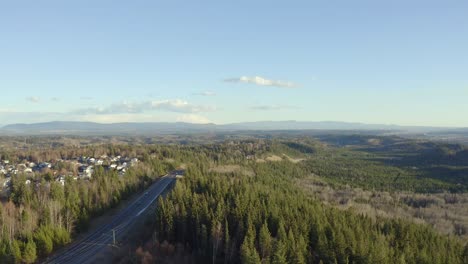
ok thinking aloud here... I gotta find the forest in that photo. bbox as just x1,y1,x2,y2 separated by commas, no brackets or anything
148,160,467,263
131,136,468,263
0,134,467,263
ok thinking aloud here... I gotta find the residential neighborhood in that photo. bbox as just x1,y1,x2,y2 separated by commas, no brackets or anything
0,155,139,193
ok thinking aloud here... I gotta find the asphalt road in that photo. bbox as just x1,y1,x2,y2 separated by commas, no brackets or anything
43,173,178,264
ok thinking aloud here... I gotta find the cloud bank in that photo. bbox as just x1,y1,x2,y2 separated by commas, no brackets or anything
0,99,215,125
176,114,212,124
72,99,216,115
224,76,298,88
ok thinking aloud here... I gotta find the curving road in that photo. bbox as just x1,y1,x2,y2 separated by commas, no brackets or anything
43,173,178,264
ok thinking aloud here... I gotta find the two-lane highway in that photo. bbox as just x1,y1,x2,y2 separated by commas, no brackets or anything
44,173,178,264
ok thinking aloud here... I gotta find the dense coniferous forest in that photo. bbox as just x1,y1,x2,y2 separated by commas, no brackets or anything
0,135,467,263
150,160,467,264
127,136,468,263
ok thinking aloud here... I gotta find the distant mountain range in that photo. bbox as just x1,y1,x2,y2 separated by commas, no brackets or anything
0,121,216,135
0,121,463,135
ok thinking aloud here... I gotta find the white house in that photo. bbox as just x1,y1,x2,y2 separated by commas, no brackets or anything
56,176,66,186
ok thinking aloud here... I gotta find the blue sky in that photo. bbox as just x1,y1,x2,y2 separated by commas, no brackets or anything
0,0,467,126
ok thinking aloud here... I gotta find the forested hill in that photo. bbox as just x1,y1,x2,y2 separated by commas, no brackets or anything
149,159,467,263
120,138,468,263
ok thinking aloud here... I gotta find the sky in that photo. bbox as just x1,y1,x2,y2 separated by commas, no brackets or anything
0,0,467,127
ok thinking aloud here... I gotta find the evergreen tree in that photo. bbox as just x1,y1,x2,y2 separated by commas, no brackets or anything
11,240,22,263
240,224,261,264
258,222,272,261
272,239,288,264
22,239,37,264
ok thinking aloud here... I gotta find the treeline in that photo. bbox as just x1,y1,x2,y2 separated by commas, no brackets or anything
152,161,468,263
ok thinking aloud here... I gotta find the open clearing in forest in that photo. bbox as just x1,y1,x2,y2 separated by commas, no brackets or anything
283,154,306,163
209,165,255,176
265,155,283,162
257,154,306,164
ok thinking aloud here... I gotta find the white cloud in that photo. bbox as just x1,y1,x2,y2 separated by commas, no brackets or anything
193,91,216,96
72,99,216,115
77,113,161,123
0,110,213,125
152,99,215,113
0,99,216,125
224,76,298,88
26,96,40,103
176,114,212,124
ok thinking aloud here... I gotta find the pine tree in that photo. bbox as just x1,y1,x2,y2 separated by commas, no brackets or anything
224,219,232,264
240,224,261,264
259,222,272,261
286,229,297,263
34,226,54,256
240,239,261,264
22,239,37,264
295,235,308,264
272,239,287,264
11,239,22,263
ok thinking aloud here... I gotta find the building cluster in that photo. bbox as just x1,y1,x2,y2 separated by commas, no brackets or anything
0,155,139,190
76,155,139,178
